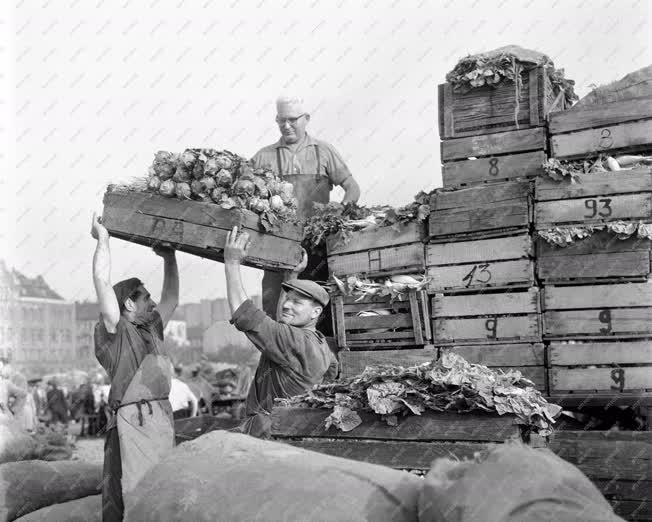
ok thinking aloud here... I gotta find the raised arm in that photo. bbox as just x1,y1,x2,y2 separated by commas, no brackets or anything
224,226,250,314
153,245,179,327
91,213,120,333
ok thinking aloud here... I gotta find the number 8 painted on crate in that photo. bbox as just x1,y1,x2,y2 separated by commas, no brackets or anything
598,128,614,150
488,158,499,177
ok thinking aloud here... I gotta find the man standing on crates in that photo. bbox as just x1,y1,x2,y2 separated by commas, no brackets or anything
251,95,361,331
90,213,179,522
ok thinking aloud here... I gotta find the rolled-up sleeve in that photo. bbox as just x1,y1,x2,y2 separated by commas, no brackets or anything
323,142,352,186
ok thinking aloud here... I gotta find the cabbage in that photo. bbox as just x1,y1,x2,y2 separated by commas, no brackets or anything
215,155,232,170
200,176,216,191
269,195,284,211
175,182,191,199
192,160,205,180
216,169,233,187
159,180,176,197
180,150,197,169
147,176,161,191
172,165,191,183
234,179,255,197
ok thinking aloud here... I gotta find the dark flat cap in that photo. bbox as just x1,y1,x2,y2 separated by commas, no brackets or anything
281,279,330,307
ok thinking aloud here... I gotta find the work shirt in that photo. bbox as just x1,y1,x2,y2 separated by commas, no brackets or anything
94,311,170,411
230,299,338,415
169,378,197,412
251,134,352,186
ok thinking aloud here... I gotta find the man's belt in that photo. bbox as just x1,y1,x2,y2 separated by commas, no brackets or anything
112,397,169,427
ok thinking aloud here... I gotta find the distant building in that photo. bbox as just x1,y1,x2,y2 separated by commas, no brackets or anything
74,301,100,371
0,260,77,376
164,319,189,347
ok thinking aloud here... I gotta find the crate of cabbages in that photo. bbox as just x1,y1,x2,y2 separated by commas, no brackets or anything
439,45,576,140
101,149,304,271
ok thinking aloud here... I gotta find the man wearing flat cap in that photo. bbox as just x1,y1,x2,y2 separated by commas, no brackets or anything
252,95,361,328
223,226,338,438
90,213,179,522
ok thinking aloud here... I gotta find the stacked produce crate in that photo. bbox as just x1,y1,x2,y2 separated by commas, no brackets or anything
326,221,434,378
428,67,559,392
537,98,652,407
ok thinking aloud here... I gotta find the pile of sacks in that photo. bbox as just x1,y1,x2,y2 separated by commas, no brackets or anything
0,417,74,465
124,431,625,522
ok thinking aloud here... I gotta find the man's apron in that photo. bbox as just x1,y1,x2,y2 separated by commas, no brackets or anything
115,353,174,501
261,145,331,319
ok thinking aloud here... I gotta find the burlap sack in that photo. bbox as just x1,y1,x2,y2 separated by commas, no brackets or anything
573,65,652,108
418,442,624,522
0,460,102,521
13,495,101,522
126,431,422,522
0,418,37,465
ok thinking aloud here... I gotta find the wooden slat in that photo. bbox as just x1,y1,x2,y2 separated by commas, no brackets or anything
611,500,652,521
551,367,652,392
338,347,437,379
442,151,546,188
551,118,652,159
549,96,652,134
432,181,532,210
426,234,532,265
284,439,494,469
432,289,539,317
548,340,652,366
537,251,650,281
271,407,520,442
535,193,652,226
347,331,415,340
441,127,546,161
528,68,540,126
434,315,541,345
409,290,424,345
593,480,652,502
326,221,425,255
537,231,652,257
328,243,425,276
440,82,454,139
535,169,652,201
544,308,652,337
427,259,535,292
102,206,302,270
429,205,530,237
344,313,413,330
333,297,347,349
439,343,544,366
342,301,408,313
544,283,652,310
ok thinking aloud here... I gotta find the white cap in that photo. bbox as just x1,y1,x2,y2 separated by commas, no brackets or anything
276,95,306,118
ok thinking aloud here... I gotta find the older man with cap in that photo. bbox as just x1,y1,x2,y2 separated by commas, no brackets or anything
90,213,179,522
252,95,361,326
223,226,338,438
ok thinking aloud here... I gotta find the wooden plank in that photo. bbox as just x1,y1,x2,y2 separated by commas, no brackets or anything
548,436,652,465
102,206,302,270
104,190,303,240
440,82,454,139
439,343,545,366
347,331,415,340
420,291,432,341
535,169,652,201
535,193,652,226
544,283,652,310
593,480,652,502
611,500,652,521
271,407,520,442
344,313,413,330
284,439,494,469
551,367,652,392
427,259,535,292
537,231,652,257
333,297,347,349
432,181,532,210
429,205,530,237
326,221,425,255
409,290,424,345
544,308,652,337
432,289,539,317
442,151,546,188
551,119,652,159
434,315,541,344
548,341,652,366
338,347,437,380
549,96,652,134
528,68,540,126
328,243,425,276
537,251,650,281
441,127,546,161
426,234,532,265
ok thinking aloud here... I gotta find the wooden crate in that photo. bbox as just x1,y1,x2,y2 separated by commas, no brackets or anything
272,407,523,470
438,67,564,139
326,221,425,277
332,291,431,350
428,181,533,241
549,96,652,159
543,283,652,339
548,431,652,522
535,168,652,229
442,150,547,189
338,346,437,380
441,126,547,162
438,344,546,392
102,189,304,271
548,340,652,396
537,231,652,284
426,233,535,292
431,288,542,345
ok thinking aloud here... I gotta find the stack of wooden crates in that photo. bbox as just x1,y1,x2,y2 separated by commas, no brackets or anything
429,66,559,392
538,98,652,408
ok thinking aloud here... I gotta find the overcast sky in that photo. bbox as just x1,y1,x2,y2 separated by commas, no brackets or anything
3,0,650,304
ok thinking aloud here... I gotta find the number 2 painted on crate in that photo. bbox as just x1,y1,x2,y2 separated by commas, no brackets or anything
598,128,614,150
485,318,498,339
462,263,492,287
598,309,612,334
610,368,625,392
584,198,612,219
488,158,499,177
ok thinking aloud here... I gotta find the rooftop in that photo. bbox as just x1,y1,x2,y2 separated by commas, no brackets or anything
0,260,63,300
